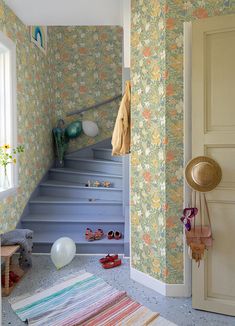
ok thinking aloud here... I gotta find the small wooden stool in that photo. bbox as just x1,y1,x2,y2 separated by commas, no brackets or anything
1,245,25,296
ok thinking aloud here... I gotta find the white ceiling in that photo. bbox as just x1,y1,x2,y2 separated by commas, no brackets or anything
4,0,123,26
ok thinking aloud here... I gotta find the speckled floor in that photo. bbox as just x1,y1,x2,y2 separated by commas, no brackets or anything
2,255,235,326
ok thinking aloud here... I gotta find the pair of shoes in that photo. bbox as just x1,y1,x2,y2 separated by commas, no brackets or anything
99,254,122,269
85,228,104,241
107,231,122,240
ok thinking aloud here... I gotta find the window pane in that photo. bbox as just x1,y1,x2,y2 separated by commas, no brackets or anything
0,46,13,189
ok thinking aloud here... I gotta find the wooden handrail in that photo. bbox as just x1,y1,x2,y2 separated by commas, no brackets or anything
66,94,122,117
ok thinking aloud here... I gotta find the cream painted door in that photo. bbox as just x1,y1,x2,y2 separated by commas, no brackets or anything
192,15,235,316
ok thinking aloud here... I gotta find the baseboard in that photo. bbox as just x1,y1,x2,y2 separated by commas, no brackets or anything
130,267,191,297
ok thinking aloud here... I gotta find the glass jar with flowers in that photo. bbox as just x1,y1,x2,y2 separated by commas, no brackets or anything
0,144,24,191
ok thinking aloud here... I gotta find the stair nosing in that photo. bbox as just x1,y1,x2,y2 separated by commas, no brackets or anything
64,157,122,165
22,218,124,223
30,198,122,205
40,182,122,191
49,168,122,178
92,148,112,152
33,238,124,245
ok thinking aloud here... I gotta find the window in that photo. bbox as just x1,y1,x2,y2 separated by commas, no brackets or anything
0,32,17,198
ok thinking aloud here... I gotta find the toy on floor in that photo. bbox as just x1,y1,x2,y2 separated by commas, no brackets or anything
51,237,76,270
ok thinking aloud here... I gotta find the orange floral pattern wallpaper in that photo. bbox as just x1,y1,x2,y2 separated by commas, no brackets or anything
0,1,122,233
0,0,53,233
49,26,122,153
131,0,235,284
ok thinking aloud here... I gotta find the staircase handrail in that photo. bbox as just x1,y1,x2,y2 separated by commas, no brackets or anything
66,94,122,117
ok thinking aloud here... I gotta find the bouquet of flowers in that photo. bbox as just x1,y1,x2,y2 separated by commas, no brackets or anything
0,144,24,176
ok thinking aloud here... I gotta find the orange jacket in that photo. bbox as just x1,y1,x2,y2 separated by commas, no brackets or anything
112,81,131,156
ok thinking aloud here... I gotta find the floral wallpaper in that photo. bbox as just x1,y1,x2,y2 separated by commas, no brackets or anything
131,0,235,284
0,0,53,233
131,0,168,281
48,26,122,153
0,1,122,233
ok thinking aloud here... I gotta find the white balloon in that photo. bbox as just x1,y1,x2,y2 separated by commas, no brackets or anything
51,237,76,269
82,120,99,137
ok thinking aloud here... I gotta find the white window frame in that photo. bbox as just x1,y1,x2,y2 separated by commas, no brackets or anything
0,31,17,200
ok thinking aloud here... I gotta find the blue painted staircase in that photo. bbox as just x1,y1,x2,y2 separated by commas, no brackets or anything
20,139,129,256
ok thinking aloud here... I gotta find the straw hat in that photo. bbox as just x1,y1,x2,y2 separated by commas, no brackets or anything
185,156,222,192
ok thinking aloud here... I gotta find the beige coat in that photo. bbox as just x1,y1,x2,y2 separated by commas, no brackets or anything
112,81,131,156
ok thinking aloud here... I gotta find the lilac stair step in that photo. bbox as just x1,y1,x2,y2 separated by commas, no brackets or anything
22,214,125,223
39,180,123,200
64,157,122,175
92,148,122,162
30,196,122,204
32,231,124,254
49,168,122,187
22,221,124,235
29,196,123,215
33,243,124,254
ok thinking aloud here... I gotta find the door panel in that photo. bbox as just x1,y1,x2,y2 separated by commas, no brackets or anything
207,202,235,301
205,145,235,189
192,14,235,316
205,31,235,132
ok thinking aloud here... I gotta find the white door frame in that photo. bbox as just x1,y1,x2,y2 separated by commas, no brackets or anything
183,21,193,297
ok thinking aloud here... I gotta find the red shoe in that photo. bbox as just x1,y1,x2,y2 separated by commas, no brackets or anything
102,259,122,269
114,231,122,240
107,231,114,239
99,254,118,264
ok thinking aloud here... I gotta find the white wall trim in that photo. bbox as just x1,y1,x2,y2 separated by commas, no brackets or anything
131,267,191,297
183,21,193,297
0,31,18,199
122,0,131,68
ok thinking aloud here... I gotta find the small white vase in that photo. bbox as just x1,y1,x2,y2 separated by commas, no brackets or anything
0,168,10,190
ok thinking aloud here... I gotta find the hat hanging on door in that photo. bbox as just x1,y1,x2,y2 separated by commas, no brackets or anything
185,156,222,192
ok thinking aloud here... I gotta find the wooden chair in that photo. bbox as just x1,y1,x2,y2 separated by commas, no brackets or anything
1,245,25,296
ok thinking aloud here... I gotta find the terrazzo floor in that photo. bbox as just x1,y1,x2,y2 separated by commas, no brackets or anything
2,255,235,326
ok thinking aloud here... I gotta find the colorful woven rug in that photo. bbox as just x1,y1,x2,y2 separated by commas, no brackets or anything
11,271,160,325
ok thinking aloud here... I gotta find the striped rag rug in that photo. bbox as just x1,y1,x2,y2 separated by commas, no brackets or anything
10,271,160,326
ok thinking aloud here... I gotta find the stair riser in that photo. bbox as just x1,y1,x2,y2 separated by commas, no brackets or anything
29,203,123,215
93,150,122,162
22,222,124,234
40,186,122,201
49,171,123,188
32,242,124,254
65,160,122,175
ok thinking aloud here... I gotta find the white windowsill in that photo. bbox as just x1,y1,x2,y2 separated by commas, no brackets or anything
0,186,18,200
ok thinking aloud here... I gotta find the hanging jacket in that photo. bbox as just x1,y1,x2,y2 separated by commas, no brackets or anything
112,81,131,156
